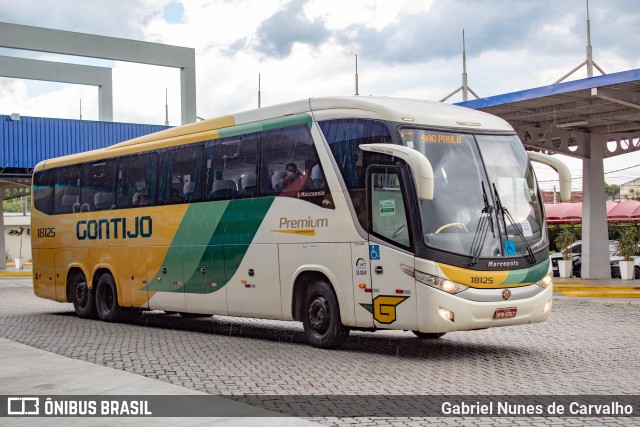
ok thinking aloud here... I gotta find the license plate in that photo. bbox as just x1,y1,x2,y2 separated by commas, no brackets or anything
494,307,517,319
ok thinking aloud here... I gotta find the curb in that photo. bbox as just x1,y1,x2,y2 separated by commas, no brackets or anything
0,272,32,277
554,284,640,298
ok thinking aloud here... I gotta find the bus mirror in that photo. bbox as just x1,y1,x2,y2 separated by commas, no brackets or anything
527,152,572,202
360,144,434,200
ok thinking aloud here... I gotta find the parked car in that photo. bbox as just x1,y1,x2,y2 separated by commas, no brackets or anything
550,240,619,277
610,249,640,279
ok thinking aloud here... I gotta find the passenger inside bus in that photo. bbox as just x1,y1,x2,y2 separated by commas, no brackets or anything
271,162,302,192
183,180,195,201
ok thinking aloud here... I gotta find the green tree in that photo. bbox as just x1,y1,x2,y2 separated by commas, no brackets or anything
604,182,620,200
2,196,30,214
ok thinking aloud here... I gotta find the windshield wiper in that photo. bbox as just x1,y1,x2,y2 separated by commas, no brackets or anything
492,183,536,263
468,182,495,266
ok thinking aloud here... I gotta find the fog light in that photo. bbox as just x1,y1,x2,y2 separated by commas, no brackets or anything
438,307,454,322
543,299,552,314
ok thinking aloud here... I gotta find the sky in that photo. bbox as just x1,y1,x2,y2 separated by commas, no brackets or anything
1,0,639,191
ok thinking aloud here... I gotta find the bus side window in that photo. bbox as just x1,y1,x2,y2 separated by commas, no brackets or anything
260,125,326,203
117,153,157,208
82,160,117,211
319,118,393,224
205,136,258,201
54,166,82,215
158,144,203,204
33,170,55,215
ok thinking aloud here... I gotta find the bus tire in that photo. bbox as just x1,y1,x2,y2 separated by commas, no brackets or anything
412,331,446,339
302,279,349,349
72,276,96,319
95,273,124,322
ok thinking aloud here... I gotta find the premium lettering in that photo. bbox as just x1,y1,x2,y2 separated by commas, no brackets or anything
279,216,328,229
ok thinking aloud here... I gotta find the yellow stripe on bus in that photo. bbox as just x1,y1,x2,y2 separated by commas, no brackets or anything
270,229,316,236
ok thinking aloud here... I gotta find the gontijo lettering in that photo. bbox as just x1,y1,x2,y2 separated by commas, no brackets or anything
76,216,152,240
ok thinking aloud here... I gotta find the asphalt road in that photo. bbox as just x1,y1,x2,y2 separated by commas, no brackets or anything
1,277,639,425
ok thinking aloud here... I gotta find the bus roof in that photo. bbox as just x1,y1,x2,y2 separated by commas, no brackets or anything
35,96,513,171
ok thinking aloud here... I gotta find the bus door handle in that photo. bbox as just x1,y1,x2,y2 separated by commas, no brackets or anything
375,266,384,275
162,267,167,274
200,268,207,275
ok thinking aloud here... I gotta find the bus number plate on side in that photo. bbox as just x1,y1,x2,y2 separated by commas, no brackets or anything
494,307,517,319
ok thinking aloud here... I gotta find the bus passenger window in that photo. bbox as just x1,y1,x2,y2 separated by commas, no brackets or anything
205,136,258,201
117,153,157,209
260,125,330,208
82,159,117,211
54,166,82,215
159,145,203,204
33,170,55,215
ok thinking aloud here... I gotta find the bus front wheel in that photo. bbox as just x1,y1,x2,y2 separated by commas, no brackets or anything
412,331,446,339
302,279,350,349
95,273,124,322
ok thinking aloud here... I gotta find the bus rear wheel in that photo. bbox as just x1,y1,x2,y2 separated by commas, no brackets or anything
95,273,124,322
72,273,96,319
412,331,446,339
302,279,349,349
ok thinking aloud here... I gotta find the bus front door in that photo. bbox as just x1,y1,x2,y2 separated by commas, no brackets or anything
367,167,418,331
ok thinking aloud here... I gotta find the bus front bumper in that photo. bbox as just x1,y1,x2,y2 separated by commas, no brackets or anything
415,284,553,333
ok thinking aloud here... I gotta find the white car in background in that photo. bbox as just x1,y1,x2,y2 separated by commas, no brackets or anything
551,240,619,278
610,249,640,279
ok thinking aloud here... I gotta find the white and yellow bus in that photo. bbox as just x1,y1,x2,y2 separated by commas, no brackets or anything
31,97,570,349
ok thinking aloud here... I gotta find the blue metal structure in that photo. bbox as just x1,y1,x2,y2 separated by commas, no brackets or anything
0,115,169,169
456,68,640,110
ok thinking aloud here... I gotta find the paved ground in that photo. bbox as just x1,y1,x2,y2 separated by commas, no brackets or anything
0,276,639,425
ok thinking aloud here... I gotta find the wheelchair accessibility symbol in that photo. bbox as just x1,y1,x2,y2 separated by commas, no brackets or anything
369,244,380,260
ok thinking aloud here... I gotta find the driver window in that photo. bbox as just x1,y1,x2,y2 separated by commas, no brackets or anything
370,169,410,248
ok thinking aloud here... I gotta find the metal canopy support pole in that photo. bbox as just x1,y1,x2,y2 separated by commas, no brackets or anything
0,194,5,269
581,136,610,278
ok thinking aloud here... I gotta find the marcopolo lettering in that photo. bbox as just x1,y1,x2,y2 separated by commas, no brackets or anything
77,216,153,240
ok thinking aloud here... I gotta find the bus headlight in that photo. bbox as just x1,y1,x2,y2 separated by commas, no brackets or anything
401,265,468,294
536,274,553,289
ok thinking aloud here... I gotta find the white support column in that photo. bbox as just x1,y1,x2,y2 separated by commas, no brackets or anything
180,66,197,124
581,136,610,278
98,80,113,122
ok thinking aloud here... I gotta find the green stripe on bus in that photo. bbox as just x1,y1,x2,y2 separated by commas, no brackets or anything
217,114,312,139
145,197,275,294
505,258,550,285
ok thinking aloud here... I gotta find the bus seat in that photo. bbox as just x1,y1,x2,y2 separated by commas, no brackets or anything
210,179,237,200
60,194,79,213
239,173,257,197
94,191,115,210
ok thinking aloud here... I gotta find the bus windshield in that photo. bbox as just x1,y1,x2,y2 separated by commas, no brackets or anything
400,129,546,259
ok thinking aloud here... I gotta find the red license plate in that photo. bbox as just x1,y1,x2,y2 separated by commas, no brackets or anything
494,307,517,319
